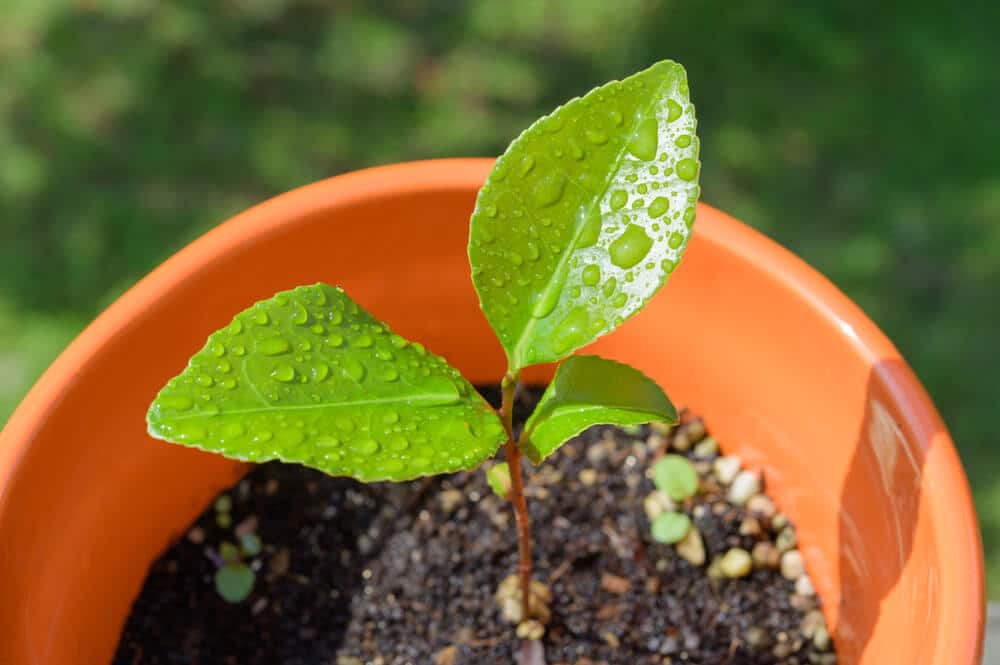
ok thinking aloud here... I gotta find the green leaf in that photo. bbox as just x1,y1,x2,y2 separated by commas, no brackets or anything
653,454,698,501
147,284,506,482
651,511,691,544
469,60,700,370
520,355,677,463
214,563,255,603
486,461,512,499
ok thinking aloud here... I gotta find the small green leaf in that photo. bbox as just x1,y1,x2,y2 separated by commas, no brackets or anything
469,60,700,370
214,563,255,603
148,284,506,482
486,462,512,499
219,541,242,564
653,454,698,501
651,511,691,544
520,355,677,463
239,532,262,557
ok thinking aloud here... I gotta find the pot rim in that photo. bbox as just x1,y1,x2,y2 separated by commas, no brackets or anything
0,158,984,664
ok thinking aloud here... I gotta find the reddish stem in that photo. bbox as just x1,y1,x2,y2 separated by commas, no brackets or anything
500,371,532,622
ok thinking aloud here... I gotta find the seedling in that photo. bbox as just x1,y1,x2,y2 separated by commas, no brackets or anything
208,492,264,603
148,60,700,631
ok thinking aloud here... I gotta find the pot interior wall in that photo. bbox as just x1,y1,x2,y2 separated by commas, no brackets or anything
0,162,976,664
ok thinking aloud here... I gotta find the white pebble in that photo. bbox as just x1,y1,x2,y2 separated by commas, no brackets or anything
693,437,719,458
796,574,816,597
780,549,805,580
719,548,753,578
713,455,742,485
675,526,706,566
643,490,676,520
727,470,761,505
746,494,776,519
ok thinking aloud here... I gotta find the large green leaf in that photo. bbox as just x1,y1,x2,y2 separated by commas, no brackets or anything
520,355,677,463
147,284,506,482
469,60,700,370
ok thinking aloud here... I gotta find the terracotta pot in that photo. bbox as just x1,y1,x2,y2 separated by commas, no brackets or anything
0,159,983,664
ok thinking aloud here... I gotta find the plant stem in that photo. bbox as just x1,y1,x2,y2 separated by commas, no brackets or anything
500,370,533,622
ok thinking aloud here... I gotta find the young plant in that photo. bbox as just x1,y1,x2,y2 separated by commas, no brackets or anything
147,60,700,629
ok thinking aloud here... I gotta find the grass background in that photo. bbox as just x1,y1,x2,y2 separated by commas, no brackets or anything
2,0,999,593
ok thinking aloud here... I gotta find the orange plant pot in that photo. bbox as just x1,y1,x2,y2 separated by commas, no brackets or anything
0,159,983,664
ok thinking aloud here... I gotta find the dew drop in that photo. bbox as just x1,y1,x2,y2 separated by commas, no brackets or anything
627,117,659,161
387,435,409,452
610,110,623,126
676,158,699,181
352,439,380,455
667,98,683,122
328,333,345,348
272,365,295,383
196,374,214,387
526,241,540,261
259,337,291,356
159,394,193,411
383,411,400,424
552,307,590,354
602,277,617,298
210,343,225,357
519,155,535,177
313,362,330,382
675,134,692,148
668,231,685,249
390,334,408,348
510,251,523,266
222,423,245,438
684,206,697,225
382,368,399,382
317,437,341,447
649,197,670,218
610,190,628,211
609,224,654,269
585,129,608,145
569,142,584,160
330,311,344,325
484,204,498,218
582,264,601,286
292,302,309,325
532,173,566,208
532,284,562,319
354,334,374,348
661,258,677,273
577,210,602,248
253,310,269,326
344,358,366,382
229,319,243,334
613,292,628,308
220,377,237,390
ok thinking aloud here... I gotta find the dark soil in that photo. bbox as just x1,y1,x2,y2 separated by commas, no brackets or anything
115,386,836,665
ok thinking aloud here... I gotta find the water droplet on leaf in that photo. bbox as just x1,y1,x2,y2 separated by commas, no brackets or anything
627,117,659,161
609,224,653,269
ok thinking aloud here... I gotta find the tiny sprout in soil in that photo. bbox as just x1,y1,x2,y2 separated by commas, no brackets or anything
148,60,700,643
209,492,264,603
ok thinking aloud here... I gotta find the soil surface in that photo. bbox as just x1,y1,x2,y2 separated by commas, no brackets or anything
115,386,836,665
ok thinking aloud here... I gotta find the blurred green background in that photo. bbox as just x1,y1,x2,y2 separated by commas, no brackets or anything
1,1,998,591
